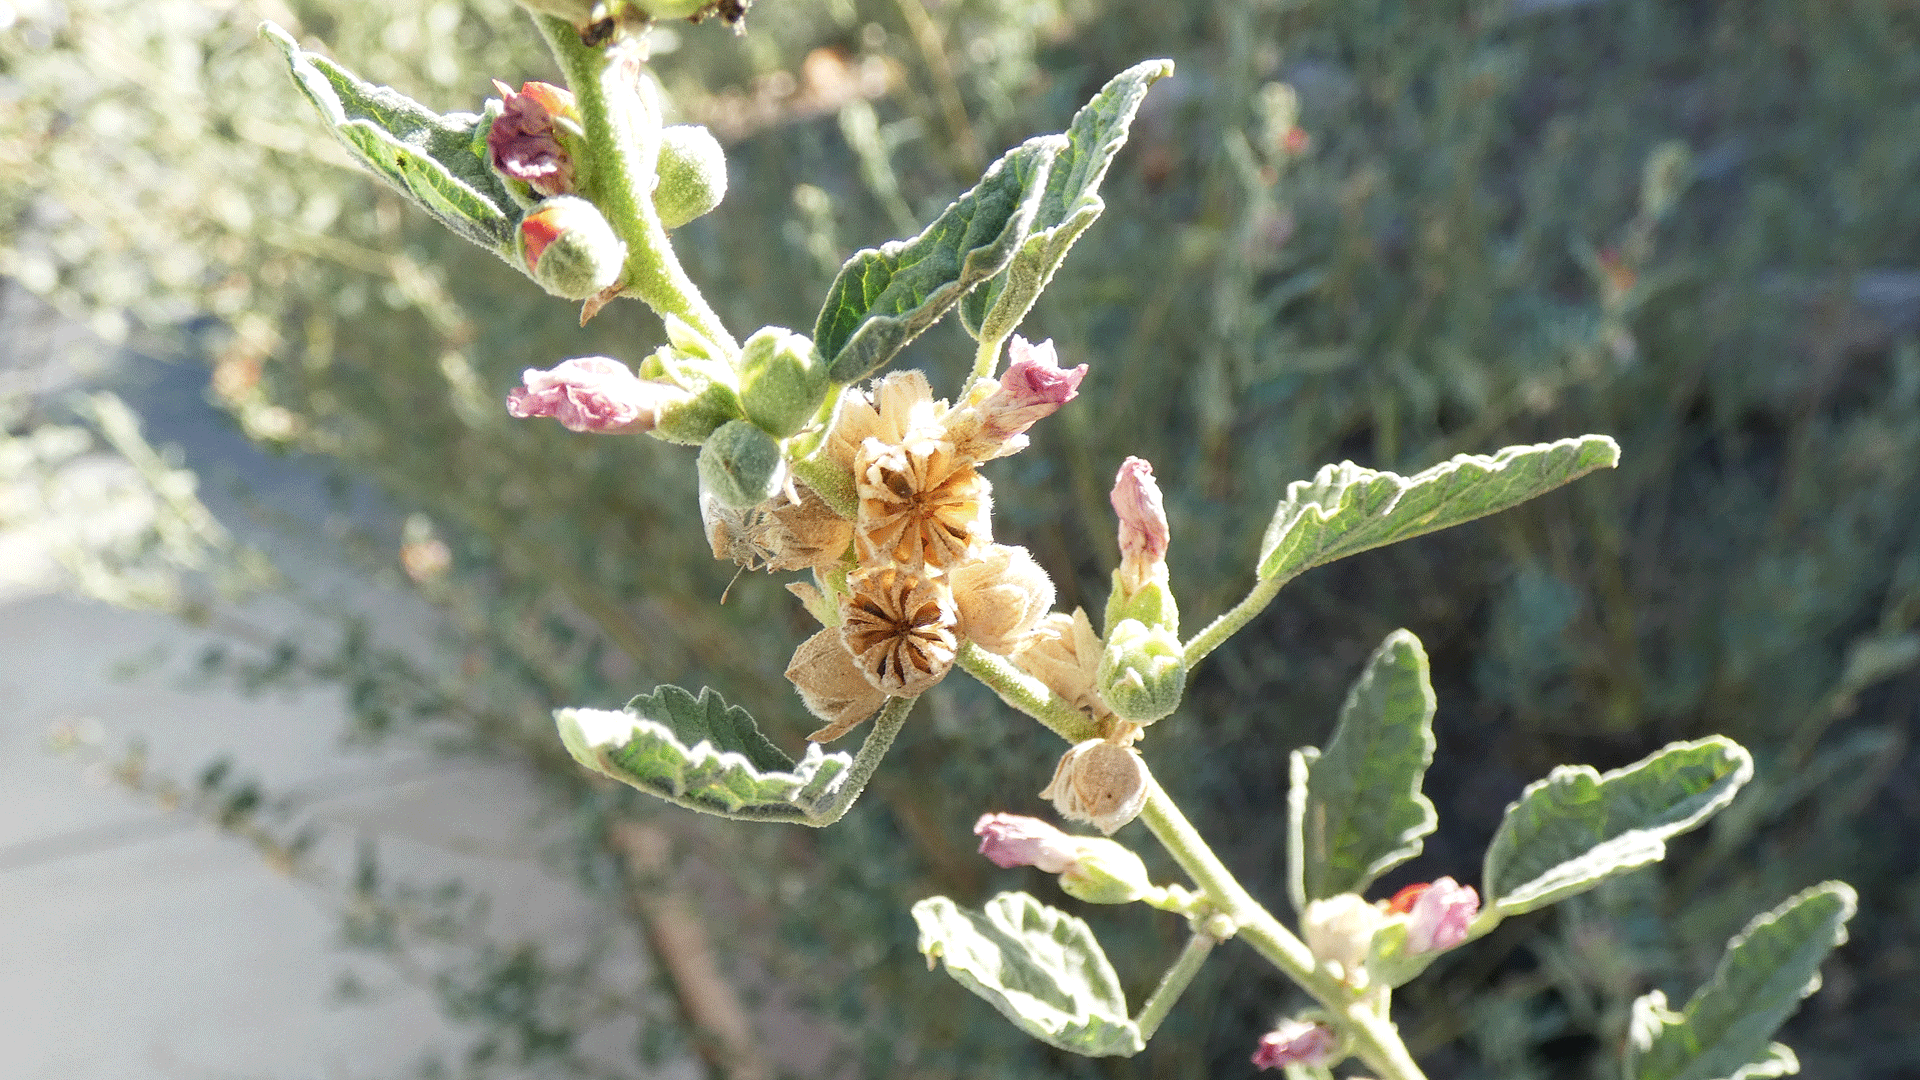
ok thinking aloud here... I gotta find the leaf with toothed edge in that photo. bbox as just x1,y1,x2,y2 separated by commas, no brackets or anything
961,59,1174,347
556,685,853,822
263,21,519,258
815,135,1061,384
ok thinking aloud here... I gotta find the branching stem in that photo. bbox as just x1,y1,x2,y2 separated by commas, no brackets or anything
806,694,914,826
1131,930,1217,1042
1182,572,1284,669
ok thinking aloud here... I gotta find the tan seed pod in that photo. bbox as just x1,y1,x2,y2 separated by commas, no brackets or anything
820,370,945,474
840,567,959,696
1011,608,1112,720
854,433,991,572
951,544,1055,655
786,628,890,743
1039,738,1150,835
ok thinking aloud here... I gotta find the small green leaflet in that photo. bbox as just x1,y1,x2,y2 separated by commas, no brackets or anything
1287,629,1438,914
556,685,851,823
960,59,1174,347
1259,435,1620,584
1626,882,1856,1080
263,21,518,257
815,136,1062,384
1482,736,1752,915
913,892,1145,1058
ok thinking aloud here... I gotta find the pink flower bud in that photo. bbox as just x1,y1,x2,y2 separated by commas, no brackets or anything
506,356,683,434
488,80,577,196
973,813,1079,874
1251,1020,1337,1070
1111,456,1168,594
1391,876,1480,955
975,337,1086,452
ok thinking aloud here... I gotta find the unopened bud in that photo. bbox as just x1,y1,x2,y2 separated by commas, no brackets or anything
1251,1020,1337,1071
518,196,626,300
655,124,728,230
738,326,827,438
964,336,1087,459
1110,457,1170,597
698,419,786,510
1095,618,1185,725
506,356,686,434
1039,739,1150,836
1303,893,1385,985
1390,877,1480,955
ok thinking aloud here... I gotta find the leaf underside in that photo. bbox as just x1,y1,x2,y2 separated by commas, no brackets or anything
264,21,517,256
960,59,1174,346
1259,435,1621,584
1626,882,1856,1080
913,892,1145,1058
1482,736,1752,915
1289,629,1439,913
556,685,851,822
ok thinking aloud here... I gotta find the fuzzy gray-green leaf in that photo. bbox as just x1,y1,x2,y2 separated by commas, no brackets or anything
815,136,1061,384
961,59,1173,346
264,22,516,256
1259,435,1620,584
555,686,851,822
1288,629,1438,914
1484,737,1751,915
1625,882,1856,1080
913,891,1144,1058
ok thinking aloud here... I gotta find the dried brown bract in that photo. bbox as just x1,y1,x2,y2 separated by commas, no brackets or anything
786,628,889,743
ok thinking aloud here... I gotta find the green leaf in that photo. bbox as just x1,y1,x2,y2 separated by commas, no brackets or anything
263,22,517,257
1483,737,1752,915
1287,629,1438,914
555,685,852,822
1258,435,1620,584
960,59,1174,346
1626,882,1856,1080
815,136,1062,384
913,892,1144,1058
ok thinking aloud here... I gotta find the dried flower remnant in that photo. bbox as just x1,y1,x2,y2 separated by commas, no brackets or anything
1251,1020,1337,1071
704,485,853,572
955,336,1087,460
949,544,1053,655
973,813,1082,873
854,432,991,572
973,813,1156,905
786,628,889,743
1011,608,1112,720
1040,738,1150,835
1111,456,1169,595
821,370,946,475
1390,877,1480,955
487,80,578,196
506,357,685,433
840,567,959,696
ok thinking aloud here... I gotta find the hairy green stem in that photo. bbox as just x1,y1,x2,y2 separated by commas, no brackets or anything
1132,930,1217,1042
536,16,737,355
969,332,1004,384
1344,999,1430,1080
955,642,1100,743
806,694,914,826
1182,573,1283,669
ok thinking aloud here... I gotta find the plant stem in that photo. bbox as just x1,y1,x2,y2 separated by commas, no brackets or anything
969,332,1003,383
1132,930,1217,1042
1181,572,1283,669
955,642,1100,744
536,16,737,355
806,694,914,826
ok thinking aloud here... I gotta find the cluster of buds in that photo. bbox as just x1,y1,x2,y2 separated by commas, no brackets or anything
1302,877,1481,989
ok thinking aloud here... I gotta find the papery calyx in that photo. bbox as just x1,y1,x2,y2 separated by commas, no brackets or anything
950,544,1054,655
1039,738,1150,835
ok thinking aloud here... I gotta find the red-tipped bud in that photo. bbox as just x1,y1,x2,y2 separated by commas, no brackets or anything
488,81,577,197
1111,456,1168,593
1393,877,1479,955
973,813,1154,904
1251,1020,1337,1071
506,356,685,434
517,197,626,300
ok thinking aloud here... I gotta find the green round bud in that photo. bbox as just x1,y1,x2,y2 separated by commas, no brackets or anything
1096,618,1186,725
738,326,826,438
517,196,626,300
697,420,785,509
655,125,727,230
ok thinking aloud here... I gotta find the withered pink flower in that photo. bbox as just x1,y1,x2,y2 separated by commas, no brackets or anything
506,356,681,434
973,813,1080,873
488,80,577,196
1251,1020,1337,1071
1111,456,1168,594
1391,876,1480,955
967,336,1087,458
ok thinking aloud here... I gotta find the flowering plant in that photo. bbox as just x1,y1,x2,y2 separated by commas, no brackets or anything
270,4,1855,1075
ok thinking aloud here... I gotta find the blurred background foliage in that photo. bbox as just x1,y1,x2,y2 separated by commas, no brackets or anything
5,0,1919,1076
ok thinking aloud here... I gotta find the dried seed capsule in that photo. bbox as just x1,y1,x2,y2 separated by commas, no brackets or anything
1039,739,1150,835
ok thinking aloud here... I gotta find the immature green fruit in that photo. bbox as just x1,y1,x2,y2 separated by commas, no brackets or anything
698,420,785,509
517,196,626,300
738,326,826,438
1095,618,1186,725
655,125,727,230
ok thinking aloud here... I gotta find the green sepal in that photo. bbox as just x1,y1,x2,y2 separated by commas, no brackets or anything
1287,629,1438,914
555,686,853,822
1104,569,1178,636
912,891,1145,1058
263,22,518,258
1483,737,1752,915
1259,436,1620,585
814,136,1063,384
1095,619,1185,725
737,326,827,438
961,59,1174,347
1625,882,1856,1080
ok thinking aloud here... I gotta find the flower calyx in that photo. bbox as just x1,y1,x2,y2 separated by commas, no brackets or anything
1040,737,1150,835
1095,617,1185,725
518,196,627,300
737,326,827,439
